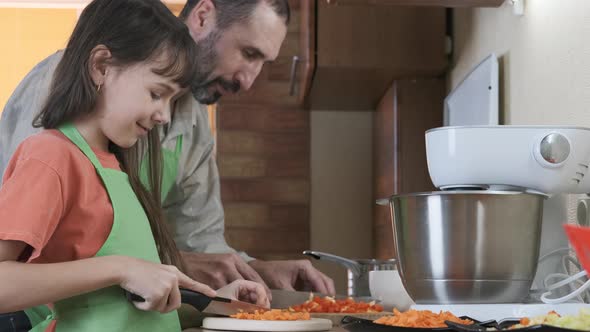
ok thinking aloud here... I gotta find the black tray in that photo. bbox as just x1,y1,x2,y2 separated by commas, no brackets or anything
340,316,482,332
477,318,590,332
341,316,590,332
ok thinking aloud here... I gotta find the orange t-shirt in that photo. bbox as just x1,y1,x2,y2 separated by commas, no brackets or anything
0,129,119,263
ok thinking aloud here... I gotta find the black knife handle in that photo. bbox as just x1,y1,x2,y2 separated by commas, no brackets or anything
180,289,227,311
124,288,229,312
125,291,145,303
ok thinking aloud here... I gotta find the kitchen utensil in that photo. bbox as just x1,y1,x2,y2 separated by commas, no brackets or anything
425,126,590,194
270,289,317,309
303,250,397,297
444,320,489,332
369,270,414,311
125,288,266,316
201,317,332,331
310,313,393,328
377,190,545,303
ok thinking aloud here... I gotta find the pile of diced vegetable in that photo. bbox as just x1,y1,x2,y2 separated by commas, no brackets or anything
374,309,473,328
231,309,311,321
290,295,384,313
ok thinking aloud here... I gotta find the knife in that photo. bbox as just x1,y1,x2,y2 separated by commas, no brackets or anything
125,288,267,316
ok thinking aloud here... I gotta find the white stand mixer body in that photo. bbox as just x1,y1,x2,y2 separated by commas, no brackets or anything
426,126,590,195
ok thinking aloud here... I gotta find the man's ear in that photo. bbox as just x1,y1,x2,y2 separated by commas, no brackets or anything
185,0,218,41
88,45,112,86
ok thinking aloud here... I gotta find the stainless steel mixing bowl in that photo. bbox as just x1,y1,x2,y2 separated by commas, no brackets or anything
378,190,545,303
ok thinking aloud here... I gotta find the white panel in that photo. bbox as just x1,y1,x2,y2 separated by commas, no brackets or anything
444,53,499,126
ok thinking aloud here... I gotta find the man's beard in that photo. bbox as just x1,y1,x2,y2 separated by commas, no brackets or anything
191,30,240,105
192,77,241,105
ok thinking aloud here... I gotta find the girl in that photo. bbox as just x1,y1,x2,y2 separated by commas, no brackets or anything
0,0,267,331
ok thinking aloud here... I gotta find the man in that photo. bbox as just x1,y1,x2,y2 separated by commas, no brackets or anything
0,0,335,298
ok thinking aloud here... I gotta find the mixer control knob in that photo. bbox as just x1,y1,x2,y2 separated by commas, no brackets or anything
539,133,570,165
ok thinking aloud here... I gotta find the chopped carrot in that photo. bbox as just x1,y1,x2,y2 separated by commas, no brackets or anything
374,309,473,328
230,309,311,321
289,295,384,313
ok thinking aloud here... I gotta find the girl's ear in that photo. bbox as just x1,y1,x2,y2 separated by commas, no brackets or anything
88,45,112,87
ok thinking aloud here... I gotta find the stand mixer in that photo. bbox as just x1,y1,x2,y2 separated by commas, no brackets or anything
426,126,590,194
378,125,590,306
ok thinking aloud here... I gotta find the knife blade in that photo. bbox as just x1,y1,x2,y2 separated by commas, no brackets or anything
125,288,267,316
270,289,379,309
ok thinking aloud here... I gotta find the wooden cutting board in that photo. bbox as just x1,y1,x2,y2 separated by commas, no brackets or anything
201,317,333,331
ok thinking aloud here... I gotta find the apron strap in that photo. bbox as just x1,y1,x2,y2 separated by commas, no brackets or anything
58,124,104,170
175,135,183,155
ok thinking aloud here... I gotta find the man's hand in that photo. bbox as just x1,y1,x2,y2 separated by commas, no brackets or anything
216,280,270,308
180,252,270,296
248,260,336,296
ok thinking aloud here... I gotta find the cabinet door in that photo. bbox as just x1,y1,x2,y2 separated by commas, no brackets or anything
221,0,312,108
309,1,447,110
373,79,444,259
320,0,504,7
316,2,446,73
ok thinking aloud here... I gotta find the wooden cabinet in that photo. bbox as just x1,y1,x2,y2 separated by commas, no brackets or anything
373,79,444,259
219,0,486,111
320,0,504,7
307,1,447,110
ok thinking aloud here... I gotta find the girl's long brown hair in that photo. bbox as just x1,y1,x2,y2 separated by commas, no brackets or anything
33,0,196,270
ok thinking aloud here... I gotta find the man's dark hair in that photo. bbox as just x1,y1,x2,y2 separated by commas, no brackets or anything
179,0,290,29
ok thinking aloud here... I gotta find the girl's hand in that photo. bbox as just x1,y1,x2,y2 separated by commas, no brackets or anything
216,280,270,308
115,256,216,313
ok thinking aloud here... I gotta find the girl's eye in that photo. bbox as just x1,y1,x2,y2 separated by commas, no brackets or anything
150,92,161,100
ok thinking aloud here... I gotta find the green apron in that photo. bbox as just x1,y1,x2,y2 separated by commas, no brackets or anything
26,124,181,332
140,135,183,203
